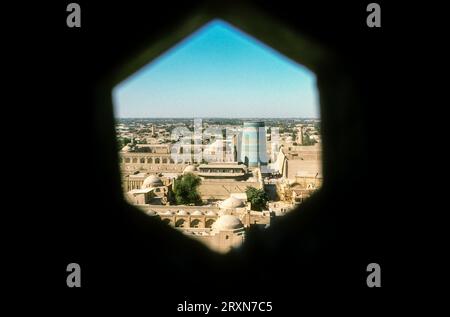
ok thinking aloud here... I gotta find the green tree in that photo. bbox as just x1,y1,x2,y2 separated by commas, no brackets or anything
173,173,202,205
118,137,131,150
245,187,269,211
303,134,317,146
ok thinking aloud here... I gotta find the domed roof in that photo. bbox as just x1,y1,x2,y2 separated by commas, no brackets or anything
183,165,197,174
206,210,217,216
220,196,245,209
121,145,132,152
146,210,157,216
191,210,203,216
141,174,163,188
160,210,173,216
212,215,243,231
177,210,188,216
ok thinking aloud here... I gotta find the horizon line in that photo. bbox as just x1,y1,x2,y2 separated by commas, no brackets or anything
116,117,321,120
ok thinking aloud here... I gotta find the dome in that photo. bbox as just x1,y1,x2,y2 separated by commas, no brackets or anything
177,210,188,216
220,196,245,209
121,145,131,152
212,215,243,231
183,165,197,174
146,210,157,216
191,210,203,216
160,210,173,216
141,174,163,188
206,211,217,216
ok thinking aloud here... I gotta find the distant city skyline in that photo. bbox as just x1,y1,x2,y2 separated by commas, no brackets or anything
113,19,319,119
116,117,319,120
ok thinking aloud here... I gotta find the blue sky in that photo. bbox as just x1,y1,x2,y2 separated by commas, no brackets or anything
112,19,319,118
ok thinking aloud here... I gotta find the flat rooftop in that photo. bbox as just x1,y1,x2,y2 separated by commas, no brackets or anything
198,162,246,169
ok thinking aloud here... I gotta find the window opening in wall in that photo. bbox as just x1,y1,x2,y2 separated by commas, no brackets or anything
112,19,322,253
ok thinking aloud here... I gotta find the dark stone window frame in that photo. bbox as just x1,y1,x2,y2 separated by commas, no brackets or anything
94,2,364,249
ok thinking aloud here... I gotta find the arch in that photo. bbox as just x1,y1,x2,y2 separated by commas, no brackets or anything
205,219,215,228
148,157,153,164
155,157,160,164
190,219,201,228
175,219,186,228
161,218,171,225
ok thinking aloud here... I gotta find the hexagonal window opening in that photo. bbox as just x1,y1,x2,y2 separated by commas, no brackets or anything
111,18,323,254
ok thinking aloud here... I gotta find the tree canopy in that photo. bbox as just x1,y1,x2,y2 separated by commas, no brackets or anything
173,173,202,205
118,137,131,149
245,186,269,211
